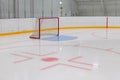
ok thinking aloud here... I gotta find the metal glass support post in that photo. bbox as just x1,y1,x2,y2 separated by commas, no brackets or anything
59,0,63,17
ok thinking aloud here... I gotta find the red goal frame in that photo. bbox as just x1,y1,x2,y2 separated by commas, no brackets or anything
30,17,60,39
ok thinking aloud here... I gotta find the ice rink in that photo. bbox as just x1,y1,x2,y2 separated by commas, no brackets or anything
0,29,120,80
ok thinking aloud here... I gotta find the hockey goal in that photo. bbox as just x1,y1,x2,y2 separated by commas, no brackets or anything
30,17,59,39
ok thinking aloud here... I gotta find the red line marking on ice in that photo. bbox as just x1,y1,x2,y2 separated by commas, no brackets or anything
59,63,92,71
40,63,60,70
91,32,107,39
108,50,120,55
68,56,83,61
0,44,119,56
74,44,81,47
0,45,33,50
0,40,29,47
105,48,113,51
22,51,57,56
11,53,33,63
0,45,44,50
14,58,32,63
68,56,93,66
41,63,91,71
77,45,120,55
80,45,107,51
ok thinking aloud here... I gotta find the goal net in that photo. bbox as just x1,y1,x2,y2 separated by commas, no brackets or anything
30,17,59,39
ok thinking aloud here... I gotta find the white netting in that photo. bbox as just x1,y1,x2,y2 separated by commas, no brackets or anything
30,17,59,39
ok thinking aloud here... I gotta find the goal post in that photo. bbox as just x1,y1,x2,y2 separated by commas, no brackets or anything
30,17,59,39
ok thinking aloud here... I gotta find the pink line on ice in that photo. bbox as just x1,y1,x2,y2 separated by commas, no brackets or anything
22,51,57,56
40,63,92,71
68,56,93,66
11,53,33,63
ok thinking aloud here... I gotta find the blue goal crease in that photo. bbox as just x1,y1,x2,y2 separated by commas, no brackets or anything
42,35,77,41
